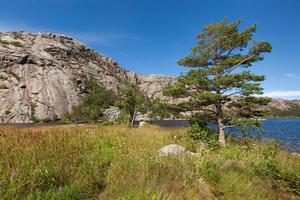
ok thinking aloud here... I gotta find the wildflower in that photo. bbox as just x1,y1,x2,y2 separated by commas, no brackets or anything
11,169,17,178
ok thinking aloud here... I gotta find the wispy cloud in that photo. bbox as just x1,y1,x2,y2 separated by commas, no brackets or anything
286,73,300,80
262,90,300,98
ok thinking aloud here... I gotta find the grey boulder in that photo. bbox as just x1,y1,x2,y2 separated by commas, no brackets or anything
158,144,186,156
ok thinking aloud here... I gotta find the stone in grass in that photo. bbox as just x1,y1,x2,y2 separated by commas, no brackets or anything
139,121,149,127
158,144,187,157
291,152,300,157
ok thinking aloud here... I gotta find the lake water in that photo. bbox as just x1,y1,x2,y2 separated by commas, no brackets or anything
146,118,300,153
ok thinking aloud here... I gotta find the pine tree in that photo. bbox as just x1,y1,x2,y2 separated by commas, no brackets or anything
164,19,272,147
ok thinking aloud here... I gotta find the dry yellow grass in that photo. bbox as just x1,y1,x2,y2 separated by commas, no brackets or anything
0,124,299,199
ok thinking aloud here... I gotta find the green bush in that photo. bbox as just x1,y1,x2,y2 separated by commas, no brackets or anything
255,159,300,195
65,80,116,122
42,118,52,123
148,100,172,120
262,140,280,159
186,115,218,149
102,121,114,126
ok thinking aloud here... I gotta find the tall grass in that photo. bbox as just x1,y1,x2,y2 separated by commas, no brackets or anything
0,125,299,199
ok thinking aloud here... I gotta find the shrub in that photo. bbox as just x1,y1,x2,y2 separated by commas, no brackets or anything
42,118,52,123
255,159,300,195
148,100,172,120
186,115,219,149
262,140,280,159
65,80,116,122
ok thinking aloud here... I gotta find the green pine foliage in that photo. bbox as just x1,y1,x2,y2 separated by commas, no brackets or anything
164,19,272,146
147,99,173,120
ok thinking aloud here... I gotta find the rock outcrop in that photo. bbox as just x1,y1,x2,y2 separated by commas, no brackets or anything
268,99,300,110
103,106,121,122
0,32,174,123
1,32,299,123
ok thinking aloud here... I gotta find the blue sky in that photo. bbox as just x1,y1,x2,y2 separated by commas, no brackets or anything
0,0,299,99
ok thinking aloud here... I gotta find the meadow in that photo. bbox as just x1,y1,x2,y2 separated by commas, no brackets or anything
0,124,299,199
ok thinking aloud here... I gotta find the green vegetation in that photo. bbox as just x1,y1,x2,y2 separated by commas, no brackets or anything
5,70,21,81
0,125,299,199
63,80,116,122
119,83,147,126
61,80,173,124
164,19,272,146
186,115,219,149
4,110,11,115
119,83,174,125
30,103,40,123
147,99,174,120
3,20,297,200
268,106,300,118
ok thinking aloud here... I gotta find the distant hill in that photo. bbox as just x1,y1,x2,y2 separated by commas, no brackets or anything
267,99,300,117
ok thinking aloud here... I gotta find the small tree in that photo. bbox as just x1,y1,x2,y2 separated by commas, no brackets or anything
164,19,272,147
121,83,145,126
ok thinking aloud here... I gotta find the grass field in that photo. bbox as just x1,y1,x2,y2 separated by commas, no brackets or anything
0,124,299,199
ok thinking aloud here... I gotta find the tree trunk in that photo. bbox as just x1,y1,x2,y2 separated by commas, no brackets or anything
215,70,226,147
130,113,136,127
130,108,137,127
217,117,226,147
129,104,137,127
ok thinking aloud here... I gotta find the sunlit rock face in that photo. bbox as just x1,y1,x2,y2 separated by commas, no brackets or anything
2,32,291,123
0,32,162,123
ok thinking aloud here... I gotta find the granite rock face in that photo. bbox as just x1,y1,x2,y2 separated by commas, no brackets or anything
0,32,174,123
103,106,121,122
267,99,300,110
1,32,292,123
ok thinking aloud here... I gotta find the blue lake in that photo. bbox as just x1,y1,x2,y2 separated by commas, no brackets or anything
146,118,300,153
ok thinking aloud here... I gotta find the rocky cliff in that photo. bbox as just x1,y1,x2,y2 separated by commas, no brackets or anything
268,99,300,110
268,99,300,117
1,32,299,123
0,32,174,123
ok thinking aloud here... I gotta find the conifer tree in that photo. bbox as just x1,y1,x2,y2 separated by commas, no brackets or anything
164,19,272,147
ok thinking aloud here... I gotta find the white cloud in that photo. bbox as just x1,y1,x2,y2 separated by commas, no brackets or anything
262,90,300,98
286,73,300,80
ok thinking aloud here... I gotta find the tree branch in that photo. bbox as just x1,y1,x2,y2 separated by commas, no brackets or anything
224,54,256,75
224,91,242,97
